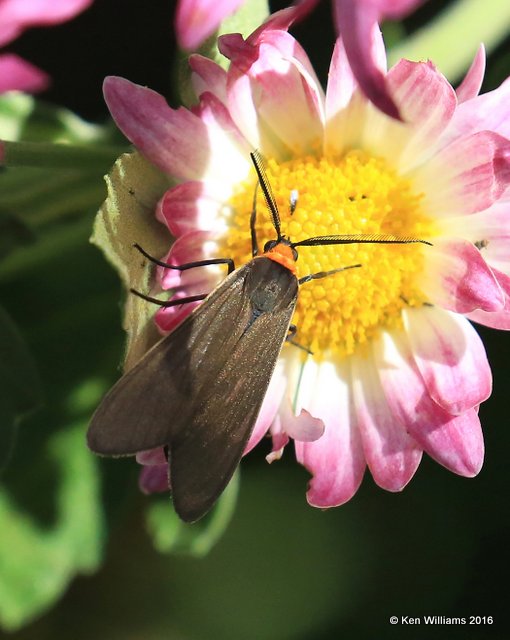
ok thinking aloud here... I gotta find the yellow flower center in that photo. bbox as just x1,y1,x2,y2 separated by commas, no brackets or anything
220,152,434,359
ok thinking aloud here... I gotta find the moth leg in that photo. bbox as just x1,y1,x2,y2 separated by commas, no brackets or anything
250,181,260,257
133,243,235,274
287,324,297,340
298,263,361,285
286,324,313,355
130,290,208,307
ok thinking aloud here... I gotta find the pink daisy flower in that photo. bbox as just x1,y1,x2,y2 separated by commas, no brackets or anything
102,21,510,511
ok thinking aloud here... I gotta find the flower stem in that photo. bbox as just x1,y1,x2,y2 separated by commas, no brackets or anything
1,140,126,170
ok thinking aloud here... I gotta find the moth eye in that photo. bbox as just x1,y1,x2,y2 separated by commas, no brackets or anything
264,240,278,252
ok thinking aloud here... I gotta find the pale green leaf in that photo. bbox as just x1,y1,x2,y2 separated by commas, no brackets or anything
0,92,106,144
91,151,172,370
0,95,123,260
0,423,104,631
388,0,510,82
146,470,239,557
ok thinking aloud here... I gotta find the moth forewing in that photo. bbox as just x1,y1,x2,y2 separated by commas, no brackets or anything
87,258,298,522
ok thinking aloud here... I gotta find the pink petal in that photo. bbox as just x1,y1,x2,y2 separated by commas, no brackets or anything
263,381,325,464
244,362,286,455
466,267,510,329
404,306,492,414
174,0,244,51
0,53,49,93
440,195,510,263
448,75,510,141
294,360,366,507
155,297,202,334
265,405,325,464
414,131,510,217
248,3,318,42
466,307,510,330
0,0,93,46
373,59,457,170
486,267,510,297
351,350,422,491
325,37,356,123
154,231,223,333
103,76,210,181
156,181,226,236
136,447,167,465
189,54,228,104
219,30,325,157
388,59,457,134
409,408,484,477
375,331,484,477
333,0,400,119
368,0,425,17
324,32,376,155
420,238,505,314
265,425,289,463
157,230,220,290
191,91,252,184
284,407,324,442
139,464,169,494
324,29,390,155
471,211,510,271
456,45,486,104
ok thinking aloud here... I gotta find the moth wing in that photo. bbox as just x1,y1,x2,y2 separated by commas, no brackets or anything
169,297,296,522
87,264,257,455
87,259,298,523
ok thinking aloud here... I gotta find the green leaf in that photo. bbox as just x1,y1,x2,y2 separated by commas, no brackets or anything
146,470,239,557
0,166,109,233
0,94,126,261
0,213,94,282
0,305,42,471
91,151,172,370
2,140,125,171
0,215,34,259
0,92,106,144
0,422,104,631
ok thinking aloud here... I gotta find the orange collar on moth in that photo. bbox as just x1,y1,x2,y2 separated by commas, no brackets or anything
260,242,297,275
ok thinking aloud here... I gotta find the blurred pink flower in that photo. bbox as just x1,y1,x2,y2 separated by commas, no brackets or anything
174,0,425,117
103,19,510,509
0,0,93,93
175,0,245,50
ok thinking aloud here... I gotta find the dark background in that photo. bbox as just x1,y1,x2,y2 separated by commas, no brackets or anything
3,0,510,638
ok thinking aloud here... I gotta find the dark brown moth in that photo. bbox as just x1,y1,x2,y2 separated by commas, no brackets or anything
87,150,430,523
